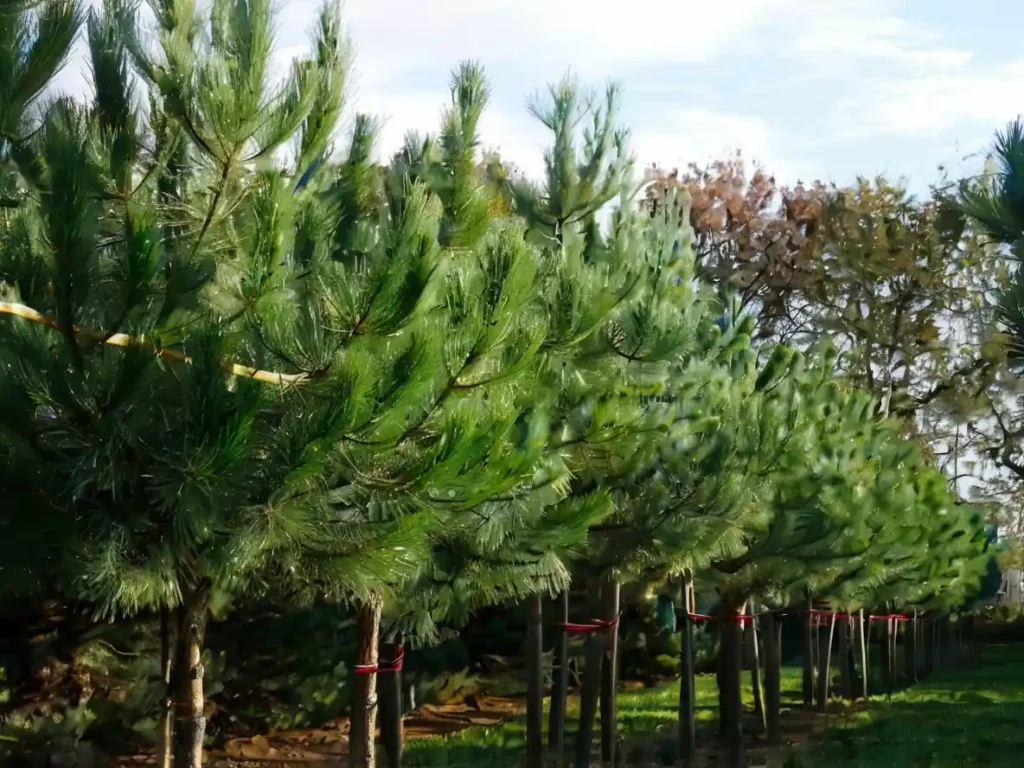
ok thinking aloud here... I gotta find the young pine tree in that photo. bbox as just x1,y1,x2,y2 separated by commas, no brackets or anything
0,5,537,768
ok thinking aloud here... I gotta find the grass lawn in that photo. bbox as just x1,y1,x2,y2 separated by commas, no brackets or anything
403,665,805,766
403,644,1024,766
801,643,1024,767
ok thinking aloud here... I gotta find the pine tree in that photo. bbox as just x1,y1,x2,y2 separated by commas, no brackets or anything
323,62,565,768
0,5,547,768
498,76,763,767
696,343,916,756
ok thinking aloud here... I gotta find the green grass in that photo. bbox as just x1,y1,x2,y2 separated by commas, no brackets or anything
403,667,804,766
800,644,1024,768
403,645,1024,766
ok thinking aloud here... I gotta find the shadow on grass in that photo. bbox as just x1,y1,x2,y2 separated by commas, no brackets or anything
403,646,1024,767
796,645,1024,768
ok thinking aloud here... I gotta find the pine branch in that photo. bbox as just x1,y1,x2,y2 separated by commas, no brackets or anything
0,300,306,384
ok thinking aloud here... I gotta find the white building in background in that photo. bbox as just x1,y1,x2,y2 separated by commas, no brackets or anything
999,568,1024,606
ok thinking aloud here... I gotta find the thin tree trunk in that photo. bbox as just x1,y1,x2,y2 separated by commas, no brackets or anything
907,612,918,683
940,617,948,668
574,581,604,768
599,579,621,766
893,618,900,687
158,606,174,768
802,596,814,707
549,590,570,760
942,616,952,668
885,618,896,695
746,614,765,733
888,618,897,692
879,617,890,695
856,611,868,700
526,594,544,768
678,572,696,765
925,618,933,679
350,596,382,768
947,619,953,667
172,599,207,768
838,616,852,700
928,618,937,675
718,601,745,767
909,614,917,684
815,613,836,712
950,618,958,667
762,611,782,746
378,635,404,768
917,614,925,679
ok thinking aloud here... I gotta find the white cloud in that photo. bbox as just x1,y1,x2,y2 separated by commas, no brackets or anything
326,0,804,82
833,58,1024,139
790,10,973,74
340,87,550,178
31,0,1024,190
632,108,806,183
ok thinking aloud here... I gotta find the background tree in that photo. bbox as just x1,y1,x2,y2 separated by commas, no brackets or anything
648,161,1005,488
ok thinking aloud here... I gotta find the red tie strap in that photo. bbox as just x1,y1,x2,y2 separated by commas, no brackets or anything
555,616,620,634
354,645,405,675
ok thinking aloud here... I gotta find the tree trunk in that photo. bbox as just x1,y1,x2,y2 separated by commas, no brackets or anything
526,594,544,768
549,591,570,760
838,617,852,700
574,581,604,768
891,618,900,686
928,618,937,675
745,614,765,733
350,596,382,768
942,616,952,668
879,617,890,695
917,614,925,679
678,572,696,765
158,606,174,768
802,597,814,707
925,618,933,679
717,601,745,767
172,599,207,768
378,636,404,768
906,612,918,683
599,579,620,766
762,611,782,746
815,613,835,712
856,611,868,700
886,618,897,695
942,617,950,668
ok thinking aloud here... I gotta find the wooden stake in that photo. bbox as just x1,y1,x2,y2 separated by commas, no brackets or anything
857,610,868,700
762,610,782,746
599,579,621,766
802,596,814,707
526,594,544,768
678,572,696,764
574,581,603,768
378,636,404,768
549,591,570,760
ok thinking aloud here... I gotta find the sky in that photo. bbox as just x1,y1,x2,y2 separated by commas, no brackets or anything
54,0,1024,193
